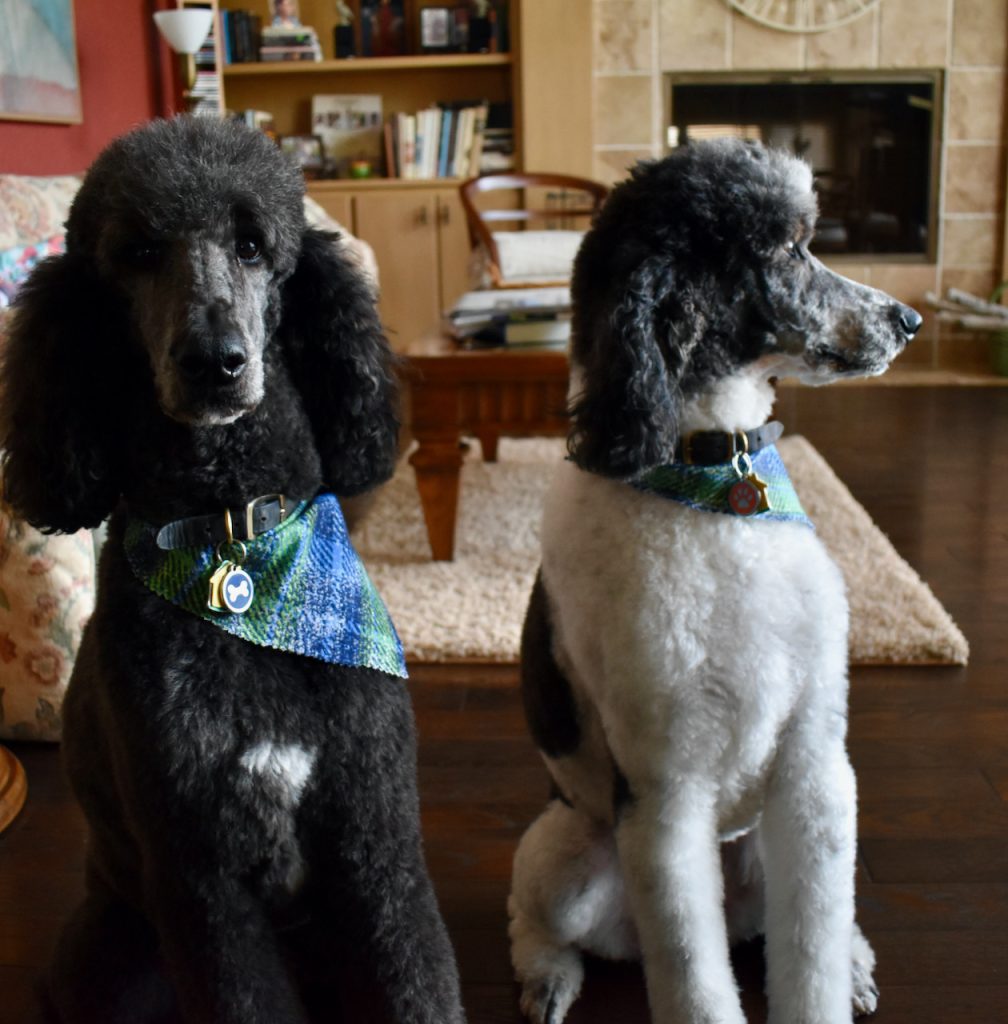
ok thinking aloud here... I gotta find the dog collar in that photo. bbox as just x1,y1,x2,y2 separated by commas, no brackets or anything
124,493,408,677
676,421,784,465
154,494,289,550
633,444,814,528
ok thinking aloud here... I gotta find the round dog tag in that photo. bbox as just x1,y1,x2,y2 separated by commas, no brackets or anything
729,478,760,516
221,566,255,614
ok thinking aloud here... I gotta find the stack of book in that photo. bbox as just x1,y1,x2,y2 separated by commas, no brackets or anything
220,9,262,62
445,287,572,348
259,23,322,62
385,102,488,180
190,21,222,117
479,102,515,174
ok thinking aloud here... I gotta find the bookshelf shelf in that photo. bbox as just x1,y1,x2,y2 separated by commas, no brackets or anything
223,53,513,76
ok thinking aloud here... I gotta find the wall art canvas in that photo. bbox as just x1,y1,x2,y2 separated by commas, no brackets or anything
0,0,82,123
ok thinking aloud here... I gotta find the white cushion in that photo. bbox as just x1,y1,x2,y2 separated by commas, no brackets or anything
493,229,585,283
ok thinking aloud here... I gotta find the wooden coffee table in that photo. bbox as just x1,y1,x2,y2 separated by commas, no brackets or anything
404,333,569,560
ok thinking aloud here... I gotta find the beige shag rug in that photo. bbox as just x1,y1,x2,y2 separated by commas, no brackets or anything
352,437,969,666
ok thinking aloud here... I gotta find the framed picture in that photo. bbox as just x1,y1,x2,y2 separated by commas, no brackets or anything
420,7,452,51
279,134,326,178
269,0,301,27
0,0,82,124
311,94,383,177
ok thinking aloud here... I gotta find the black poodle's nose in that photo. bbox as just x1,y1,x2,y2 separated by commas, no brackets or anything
174,334,247,385
897,305,923,340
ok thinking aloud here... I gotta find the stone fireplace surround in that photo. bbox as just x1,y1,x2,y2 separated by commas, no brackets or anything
592,0,1008,374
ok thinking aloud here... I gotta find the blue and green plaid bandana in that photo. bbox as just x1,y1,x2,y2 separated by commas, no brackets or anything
633,445,814,528
124,494,407,678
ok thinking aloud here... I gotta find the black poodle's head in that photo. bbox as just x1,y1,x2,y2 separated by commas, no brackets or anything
67,116,305,426
1,116,398,533
569,139,922,477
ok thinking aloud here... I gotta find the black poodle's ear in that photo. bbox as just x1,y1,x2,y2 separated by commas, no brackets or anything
568,254,700,478
1,254,126,532
279,228,399,496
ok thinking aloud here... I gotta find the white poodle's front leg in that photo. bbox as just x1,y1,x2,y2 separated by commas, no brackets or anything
616,785,746,1024
759,730,859,1024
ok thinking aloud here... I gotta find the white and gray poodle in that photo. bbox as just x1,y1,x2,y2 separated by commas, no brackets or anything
1,117,465,1024
509,139,922,1024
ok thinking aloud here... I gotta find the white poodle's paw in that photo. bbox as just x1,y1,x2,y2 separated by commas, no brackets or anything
518,971,582,1024
509,907,584,1024
851,926,879,1016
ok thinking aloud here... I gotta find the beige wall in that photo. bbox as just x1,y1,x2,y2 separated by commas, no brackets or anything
591,0,1008,370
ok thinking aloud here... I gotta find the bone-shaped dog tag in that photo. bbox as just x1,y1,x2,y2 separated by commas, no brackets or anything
221,566,254,614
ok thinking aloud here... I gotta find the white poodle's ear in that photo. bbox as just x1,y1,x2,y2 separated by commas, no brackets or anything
1,254,127,531
568,253,699,478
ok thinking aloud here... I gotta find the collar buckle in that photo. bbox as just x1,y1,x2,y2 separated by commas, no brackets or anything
243,493,286,540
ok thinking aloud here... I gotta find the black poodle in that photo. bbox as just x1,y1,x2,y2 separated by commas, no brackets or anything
1,117,464,1024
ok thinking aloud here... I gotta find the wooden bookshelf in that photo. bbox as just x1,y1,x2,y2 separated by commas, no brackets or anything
223,53,513,76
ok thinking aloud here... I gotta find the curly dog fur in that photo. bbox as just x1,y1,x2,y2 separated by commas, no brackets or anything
1,117,464,1024
508,140,922,1024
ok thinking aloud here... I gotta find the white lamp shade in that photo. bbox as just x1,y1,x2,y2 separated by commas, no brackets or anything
154,9,214,55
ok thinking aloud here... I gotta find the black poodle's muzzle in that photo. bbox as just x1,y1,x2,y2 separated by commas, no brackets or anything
166,312,263,425
172,327,248,388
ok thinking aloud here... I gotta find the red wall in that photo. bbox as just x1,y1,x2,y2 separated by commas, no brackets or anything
0,0,170,175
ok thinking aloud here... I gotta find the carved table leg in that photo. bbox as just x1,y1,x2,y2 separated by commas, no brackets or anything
410,436,466,560
0,745,27,834
476,430,500,463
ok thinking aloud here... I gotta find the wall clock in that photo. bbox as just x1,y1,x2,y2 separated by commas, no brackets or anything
726,0,881,34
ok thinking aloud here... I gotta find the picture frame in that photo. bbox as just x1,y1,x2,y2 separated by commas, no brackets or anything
0,0,82,124
279,134,326,178
269,0,302,27
311,94,383,178
419,7,452,52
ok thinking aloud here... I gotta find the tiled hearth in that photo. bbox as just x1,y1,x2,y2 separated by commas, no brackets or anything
591,0,1008,379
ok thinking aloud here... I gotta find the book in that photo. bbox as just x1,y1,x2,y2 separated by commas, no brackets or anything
505,316,571,346
445,287,572,344
449,286,571,321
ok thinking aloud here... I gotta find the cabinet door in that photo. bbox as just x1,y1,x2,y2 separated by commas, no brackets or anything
436,192,475,313
353,191,441,351
306,189,353,231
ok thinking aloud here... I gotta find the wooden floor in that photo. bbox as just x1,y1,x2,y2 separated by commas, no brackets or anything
1,385,1006,1024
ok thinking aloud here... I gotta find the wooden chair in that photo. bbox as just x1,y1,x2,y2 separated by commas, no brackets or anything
459,172,608,288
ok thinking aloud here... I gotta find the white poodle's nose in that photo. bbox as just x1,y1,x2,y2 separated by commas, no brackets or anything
898,306,923,339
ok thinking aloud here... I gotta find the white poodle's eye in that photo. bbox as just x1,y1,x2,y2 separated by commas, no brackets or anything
785,239,807,261
236,236,263,265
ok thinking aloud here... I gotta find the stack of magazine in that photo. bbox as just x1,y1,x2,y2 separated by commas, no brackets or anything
445,287,571,348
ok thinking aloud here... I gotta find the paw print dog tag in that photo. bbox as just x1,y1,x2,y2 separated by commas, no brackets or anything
729,451,771,517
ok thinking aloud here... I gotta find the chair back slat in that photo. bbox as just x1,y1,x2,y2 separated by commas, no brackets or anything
459,171,608,288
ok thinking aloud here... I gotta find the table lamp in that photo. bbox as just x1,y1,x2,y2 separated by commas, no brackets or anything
153,7,214,103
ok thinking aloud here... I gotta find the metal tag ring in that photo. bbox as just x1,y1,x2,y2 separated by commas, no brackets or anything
731,451,753,479
215,539,247,564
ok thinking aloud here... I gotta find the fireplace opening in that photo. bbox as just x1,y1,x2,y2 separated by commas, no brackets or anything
666,72,940,259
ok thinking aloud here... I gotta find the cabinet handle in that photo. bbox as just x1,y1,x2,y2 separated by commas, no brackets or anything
438,204,451,226
415,206,429,226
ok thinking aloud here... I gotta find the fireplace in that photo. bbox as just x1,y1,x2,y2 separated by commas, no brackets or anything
666,72,941,260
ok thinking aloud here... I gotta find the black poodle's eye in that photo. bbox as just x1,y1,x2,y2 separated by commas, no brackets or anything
125,240,164,271
236,236,263,265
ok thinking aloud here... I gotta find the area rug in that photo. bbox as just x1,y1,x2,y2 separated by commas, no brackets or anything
352,437,969,667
